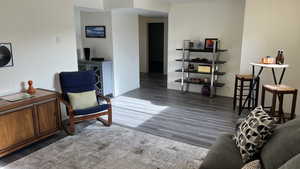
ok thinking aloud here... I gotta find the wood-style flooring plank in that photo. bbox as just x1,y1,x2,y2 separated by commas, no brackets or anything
112,73,239,148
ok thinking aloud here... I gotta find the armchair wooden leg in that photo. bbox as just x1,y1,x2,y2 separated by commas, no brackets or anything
97,108,112,127
97,117,109,126
68,114,75,135
108,107,112,126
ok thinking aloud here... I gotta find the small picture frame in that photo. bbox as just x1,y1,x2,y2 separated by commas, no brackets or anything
85,26,106,38
0,43,14,68
204,38,218,51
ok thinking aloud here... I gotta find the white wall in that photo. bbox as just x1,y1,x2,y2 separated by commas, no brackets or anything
168,0,245,97
74,7,84,58
75,8,141,96
241,0,300,113
134,0,169,13
80,11,113,60
139,16,168,74
74,0,104,10
111,11,140,96
103,0,169,13
0,0,78,95
103,0,133,10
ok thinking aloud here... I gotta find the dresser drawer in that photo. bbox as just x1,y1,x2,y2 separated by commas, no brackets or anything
0,105,35,151
36,98,59,136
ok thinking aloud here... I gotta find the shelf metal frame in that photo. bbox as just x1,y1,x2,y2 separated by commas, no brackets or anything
178,40,225,97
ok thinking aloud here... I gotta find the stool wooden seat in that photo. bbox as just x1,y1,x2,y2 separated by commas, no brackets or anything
261,84,298,123
233,74,260,115
264,84,297,92
236,74,254,80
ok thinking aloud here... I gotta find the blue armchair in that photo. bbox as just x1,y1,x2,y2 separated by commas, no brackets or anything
59,70,112,134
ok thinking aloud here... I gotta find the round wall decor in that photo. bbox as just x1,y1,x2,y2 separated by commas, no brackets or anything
0,43,13,67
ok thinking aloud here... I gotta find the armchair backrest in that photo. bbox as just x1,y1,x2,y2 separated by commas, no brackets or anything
59,71,96,100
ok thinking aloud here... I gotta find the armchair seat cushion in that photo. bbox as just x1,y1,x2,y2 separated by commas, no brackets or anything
60,71,96,94
74,104,110,116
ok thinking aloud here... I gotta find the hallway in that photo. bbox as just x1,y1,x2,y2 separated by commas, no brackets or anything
140,73,167,89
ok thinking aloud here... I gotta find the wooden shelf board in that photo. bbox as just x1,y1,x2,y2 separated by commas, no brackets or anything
176,48,228,53
175,79,225,87
175,69,226,75
175,59,226,65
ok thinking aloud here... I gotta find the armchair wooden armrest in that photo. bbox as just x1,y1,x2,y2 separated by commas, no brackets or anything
96,94,111,104
58,94,76,134
58,94,74,113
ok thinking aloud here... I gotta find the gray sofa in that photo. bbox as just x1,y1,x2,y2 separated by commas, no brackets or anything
200,118,300,169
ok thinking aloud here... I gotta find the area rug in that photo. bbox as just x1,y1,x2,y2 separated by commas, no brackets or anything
3,124,208,169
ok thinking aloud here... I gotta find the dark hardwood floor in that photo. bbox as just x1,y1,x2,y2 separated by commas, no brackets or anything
0,73,239,167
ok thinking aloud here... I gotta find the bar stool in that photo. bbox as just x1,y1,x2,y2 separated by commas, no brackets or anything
233,74,260,115
261,84,298,123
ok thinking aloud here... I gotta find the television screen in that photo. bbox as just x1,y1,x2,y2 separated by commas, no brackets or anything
85,26,106,38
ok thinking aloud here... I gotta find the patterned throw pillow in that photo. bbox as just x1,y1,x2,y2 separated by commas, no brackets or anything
241,160,261,169
233,106,275,163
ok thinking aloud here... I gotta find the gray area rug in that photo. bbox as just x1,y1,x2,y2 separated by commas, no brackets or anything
4,124,208,169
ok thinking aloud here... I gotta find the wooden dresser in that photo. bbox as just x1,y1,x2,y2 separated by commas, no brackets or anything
0,89,61,157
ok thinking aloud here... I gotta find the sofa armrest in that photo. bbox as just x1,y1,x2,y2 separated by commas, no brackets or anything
278,153,300,169
199,134,243,169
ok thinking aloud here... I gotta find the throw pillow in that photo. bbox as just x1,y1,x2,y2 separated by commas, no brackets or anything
67,90,98,110
241,160,261,169
233,106,275,163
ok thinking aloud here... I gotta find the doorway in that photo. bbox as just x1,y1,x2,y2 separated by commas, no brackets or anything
148,23,164,74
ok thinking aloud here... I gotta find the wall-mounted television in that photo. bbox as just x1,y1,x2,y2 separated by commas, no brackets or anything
85,26,106,38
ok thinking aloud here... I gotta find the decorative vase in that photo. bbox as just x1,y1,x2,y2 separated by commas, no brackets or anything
27,80,36,94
